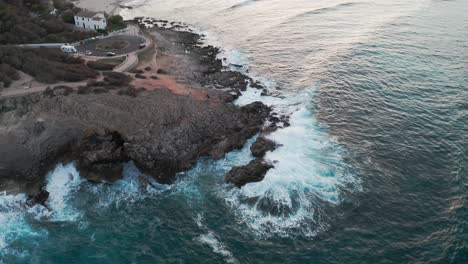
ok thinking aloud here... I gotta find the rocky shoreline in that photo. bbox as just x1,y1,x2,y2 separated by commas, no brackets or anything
0,22,282,202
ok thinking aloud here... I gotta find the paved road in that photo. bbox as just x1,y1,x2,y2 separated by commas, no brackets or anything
16,43,66,49
114,53,139,72
75,35,144,57
0,24,153,99
0,82,87,99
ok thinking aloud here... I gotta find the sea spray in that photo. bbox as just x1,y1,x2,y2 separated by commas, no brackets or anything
45,163,84,222
222,100,358,237
0,193,47,261
86,161,170,210
126,13,361,235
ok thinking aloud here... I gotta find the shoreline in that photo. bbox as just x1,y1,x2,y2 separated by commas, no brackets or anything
0,6,284,198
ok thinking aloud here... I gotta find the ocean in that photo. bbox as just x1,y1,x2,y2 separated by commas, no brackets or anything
1,0,467,263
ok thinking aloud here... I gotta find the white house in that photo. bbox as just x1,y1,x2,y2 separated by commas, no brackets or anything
74,10,107,31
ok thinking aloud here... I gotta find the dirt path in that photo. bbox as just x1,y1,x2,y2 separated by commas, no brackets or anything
0,81,87,99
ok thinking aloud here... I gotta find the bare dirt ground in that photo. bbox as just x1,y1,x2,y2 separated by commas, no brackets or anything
128,31,211,100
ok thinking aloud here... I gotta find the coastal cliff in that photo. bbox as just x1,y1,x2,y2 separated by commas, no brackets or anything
0,89,269,196
0,16,278,197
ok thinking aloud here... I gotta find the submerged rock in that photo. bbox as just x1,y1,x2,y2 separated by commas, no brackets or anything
225,158,274,187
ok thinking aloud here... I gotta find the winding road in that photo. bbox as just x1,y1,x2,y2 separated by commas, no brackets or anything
0,24,153,99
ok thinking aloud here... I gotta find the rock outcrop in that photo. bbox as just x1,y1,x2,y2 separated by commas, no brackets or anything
225,159,274,187
250,136,277,158
0,90,269,195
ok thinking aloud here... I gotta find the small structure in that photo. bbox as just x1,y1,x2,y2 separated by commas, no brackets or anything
74,10,107,31
60,45,77,53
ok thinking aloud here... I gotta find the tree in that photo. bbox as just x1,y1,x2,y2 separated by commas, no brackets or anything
108,15,123,25
107,15,126,31
61,9,74,24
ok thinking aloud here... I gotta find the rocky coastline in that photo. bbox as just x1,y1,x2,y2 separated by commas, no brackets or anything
0,21,282,201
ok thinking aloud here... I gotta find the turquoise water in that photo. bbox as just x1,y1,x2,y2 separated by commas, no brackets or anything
1,0,467,263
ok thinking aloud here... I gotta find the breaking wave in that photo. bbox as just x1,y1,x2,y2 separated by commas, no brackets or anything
224,89,358,237
44,163,84,222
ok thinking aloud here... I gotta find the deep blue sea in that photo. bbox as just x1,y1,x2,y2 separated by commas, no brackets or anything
1,0,467,263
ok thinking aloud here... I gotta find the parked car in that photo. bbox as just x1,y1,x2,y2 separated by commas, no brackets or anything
60,45,77,53
85,51,93,56
139,43,146,49
106,52,116,56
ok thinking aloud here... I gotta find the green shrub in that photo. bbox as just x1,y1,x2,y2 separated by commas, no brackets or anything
103,71,132,86
0,2,96,45
107,15,126,32
61,9,75,24
97,29,108,35
0,47,98,84
87,61,115,71
0,63,20,88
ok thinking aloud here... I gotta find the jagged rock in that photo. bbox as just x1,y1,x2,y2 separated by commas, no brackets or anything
250,136,277,158
225,159,274,187
0,91,269,194
28,189,49,206
0,26,275,196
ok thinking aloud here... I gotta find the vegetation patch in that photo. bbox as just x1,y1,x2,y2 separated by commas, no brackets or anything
103,72,133,86
107,15,127,32
0,47,98,87
87,58,125,71
0,63,20,89
0,1,96,45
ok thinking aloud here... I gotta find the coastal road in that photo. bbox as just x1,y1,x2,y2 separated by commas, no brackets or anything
114,53,139,72
1,25,153,99
0,82,87,99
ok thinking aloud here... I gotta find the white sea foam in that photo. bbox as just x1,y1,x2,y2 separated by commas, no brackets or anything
136,14,359,236
87,162,170,210
0,193,47,259
45,163,84,222
224,88,359,237
197,232,238,264
0,163,87,257
194,212,238,263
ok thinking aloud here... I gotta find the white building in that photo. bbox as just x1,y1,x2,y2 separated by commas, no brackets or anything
74,10,107,31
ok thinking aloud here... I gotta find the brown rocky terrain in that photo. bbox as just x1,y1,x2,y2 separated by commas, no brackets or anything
0,21,282,202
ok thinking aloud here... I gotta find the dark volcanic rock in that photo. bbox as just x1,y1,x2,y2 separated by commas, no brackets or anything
0,25,275,196
225,159,274,187
27,189,49,206
250,136,277,158
206,71,249,91
0,91,269,194
78,131,126,183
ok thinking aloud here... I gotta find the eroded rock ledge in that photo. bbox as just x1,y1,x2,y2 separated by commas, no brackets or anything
0,90,270,196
